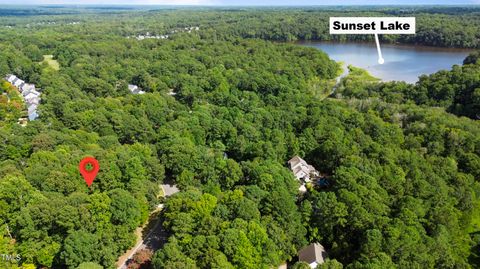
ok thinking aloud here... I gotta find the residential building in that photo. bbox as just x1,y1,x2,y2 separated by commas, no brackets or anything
20,83,36,93
23,90,40,99
28,111,39,121
13,78,24,88
27,105,38,115
128,84,145,95
26,97,40,106
298,243,327,269
6,74,16,83
24,92,40,101
4,74,41,121
288,156,320,183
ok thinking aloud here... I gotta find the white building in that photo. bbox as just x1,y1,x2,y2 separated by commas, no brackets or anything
6,74,16,83
24,92,40,101
133,34,169,40
288,156,321,193
5,74,41,121
20,83,36,93
13,78,24,88
26,97,40,106
288,156,320,183
27,104,37,113
128,84,145,95
168,89,177,96
28,111,39,121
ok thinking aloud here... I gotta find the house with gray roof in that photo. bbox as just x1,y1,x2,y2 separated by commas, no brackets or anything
13,78,24,88
6,74,16,83
288,156,320,183
5,74,41,122
298,243,327,269
28,111,39,121
24,91,40,100
288,156,321,193
20,83,36,93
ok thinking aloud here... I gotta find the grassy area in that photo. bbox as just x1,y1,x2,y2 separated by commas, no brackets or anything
344,65,380,83
335,65,380,98
157,184,165,198
42,55,60,70
336,61,346,77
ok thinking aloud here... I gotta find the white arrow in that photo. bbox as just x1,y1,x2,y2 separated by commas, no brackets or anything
374,34,385,64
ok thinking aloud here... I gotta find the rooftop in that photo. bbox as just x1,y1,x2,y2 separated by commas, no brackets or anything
298,243,327,266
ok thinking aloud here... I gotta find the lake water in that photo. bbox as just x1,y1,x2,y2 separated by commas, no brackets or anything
301,41,473,83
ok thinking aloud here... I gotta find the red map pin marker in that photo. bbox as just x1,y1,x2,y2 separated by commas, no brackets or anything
79,157,100,187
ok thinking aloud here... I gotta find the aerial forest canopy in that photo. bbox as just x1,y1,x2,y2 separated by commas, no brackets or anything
0,5,479,269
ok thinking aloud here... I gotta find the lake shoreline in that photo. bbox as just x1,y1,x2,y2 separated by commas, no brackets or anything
294,40,476,53
298,41,473,83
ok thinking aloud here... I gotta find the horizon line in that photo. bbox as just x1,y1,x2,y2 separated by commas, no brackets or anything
1,3,480,6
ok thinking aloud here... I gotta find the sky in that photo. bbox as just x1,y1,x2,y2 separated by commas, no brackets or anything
1,0,480,5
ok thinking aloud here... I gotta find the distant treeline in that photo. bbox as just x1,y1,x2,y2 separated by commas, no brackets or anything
0,7,78,16
0,6,479,48
187,8,480,48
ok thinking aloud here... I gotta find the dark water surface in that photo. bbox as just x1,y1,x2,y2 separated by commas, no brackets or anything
301,41,473,83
